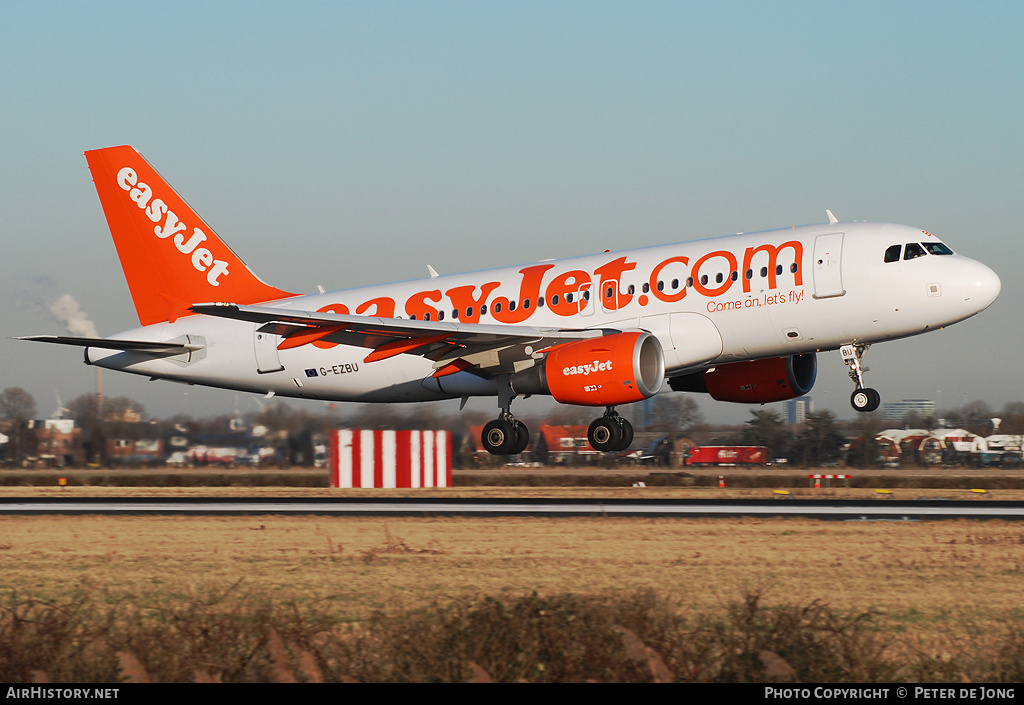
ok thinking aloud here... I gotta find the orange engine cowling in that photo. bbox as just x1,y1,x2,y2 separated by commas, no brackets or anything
668,353,816,403
511,331,665,406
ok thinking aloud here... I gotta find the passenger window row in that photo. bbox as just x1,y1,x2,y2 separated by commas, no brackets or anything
642,263,799,292
408,261,802,319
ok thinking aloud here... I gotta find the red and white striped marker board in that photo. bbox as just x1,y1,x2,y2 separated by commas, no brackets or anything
330,430,451,489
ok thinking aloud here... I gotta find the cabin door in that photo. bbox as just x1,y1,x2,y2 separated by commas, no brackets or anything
812,232,845,299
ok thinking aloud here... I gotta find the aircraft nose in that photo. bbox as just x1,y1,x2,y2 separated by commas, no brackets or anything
962,259,1001,312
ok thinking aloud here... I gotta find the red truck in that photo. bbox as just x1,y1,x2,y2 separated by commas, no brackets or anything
685,446,767,466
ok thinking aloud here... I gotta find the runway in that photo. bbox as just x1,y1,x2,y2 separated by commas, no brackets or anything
0,497,1021,520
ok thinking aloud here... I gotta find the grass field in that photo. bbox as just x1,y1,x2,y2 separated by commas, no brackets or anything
1,477,1022,681
2,512,1022,619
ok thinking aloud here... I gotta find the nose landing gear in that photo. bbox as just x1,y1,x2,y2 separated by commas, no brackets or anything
842,344,881,412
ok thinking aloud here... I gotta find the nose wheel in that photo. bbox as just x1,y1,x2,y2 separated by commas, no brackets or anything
850,387,881,412
842,344,881,413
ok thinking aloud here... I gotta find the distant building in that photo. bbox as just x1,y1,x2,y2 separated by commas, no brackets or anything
786,396,813,424
865,427,1017,467
29,418,85,467
107,437,164,466
883,399,935,422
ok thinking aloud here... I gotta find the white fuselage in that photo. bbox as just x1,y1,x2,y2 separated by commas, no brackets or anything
87,221,1000,405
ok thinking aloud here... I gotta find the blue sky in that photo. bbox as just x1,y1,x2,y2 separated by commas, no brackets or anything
2,1,1021,424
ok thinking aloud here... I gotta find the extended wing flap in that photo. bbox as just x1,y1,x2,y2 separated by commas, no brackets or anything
364,334,452,362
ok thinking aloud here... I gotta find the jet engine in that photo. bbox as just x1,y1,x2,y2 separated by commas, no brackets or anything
512,331,665,406
668,353,816,403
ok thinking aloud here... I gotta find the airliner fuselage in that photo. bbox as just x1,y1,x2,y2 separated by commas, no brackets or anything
24,146,1001,455
87,221,998,403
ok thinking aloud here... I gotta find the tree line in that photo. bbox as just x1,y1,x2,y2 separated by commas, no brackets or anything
1,385,1021,468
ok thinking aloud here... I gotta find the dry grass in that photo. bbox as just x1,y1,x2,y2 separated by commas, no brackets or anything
1,588,1020,683
2,470,1024,681
2,471,1022,681
1,514,1022,626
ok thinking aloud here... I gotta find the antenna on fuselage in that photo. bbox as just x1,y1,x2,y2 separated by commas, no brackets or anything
827,210,839,225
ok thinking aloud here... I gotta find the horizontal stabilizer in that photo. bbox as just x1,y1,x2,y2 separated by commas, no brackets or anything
17,335,203,355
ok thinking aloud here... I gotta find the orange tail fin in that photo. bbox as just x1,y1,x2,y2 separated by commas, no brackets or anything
85,145,295,326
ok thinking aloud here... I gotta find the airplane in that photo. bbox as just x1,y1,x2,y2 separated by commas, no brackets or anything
21,145,1001,454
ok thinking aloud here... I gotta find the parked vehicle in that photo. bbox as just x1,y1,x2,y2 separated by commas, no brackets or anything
685,446,767,466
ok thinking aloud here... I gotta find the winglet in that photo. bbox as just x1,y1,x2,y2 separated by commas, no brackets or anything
826,210,839,225
84,146,296,326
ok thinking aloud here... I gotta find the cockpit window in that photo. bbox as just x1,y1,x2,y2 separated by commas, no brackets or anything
884,244,901,263
922,242,953,255
903,242,927,260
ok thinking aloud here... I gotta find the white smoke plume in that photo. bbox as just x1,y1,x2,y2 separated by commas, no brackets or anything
50,294,100,338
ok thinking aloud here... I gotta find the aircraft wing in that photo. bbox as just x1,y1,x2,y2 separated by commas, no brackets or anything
191,303,610,377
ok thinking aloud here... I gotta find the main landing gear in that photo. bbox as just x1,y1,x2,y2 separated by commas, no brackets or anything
482,415,530,455
479,381,635,455
587,408,634,453
841,344,881,413
481,381,530,455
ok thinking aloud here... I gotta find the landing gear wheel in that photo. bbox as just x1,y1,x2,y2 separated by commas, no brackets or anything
851,388,880,413
588,417,623,452
615,418,634,451
842,345,881,413
482,418,517,455
511,422,530,454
